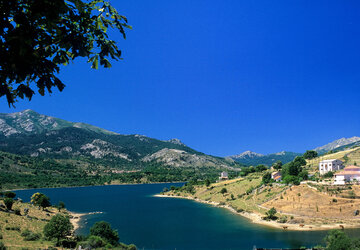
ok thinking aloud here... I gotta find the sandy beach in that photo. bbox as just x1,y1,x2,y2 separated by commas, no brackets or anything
155,194,360,231
68,211,88,231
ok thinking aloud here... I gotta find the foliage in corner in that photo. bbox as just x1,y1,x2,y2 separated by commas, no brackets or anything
0,0,131,106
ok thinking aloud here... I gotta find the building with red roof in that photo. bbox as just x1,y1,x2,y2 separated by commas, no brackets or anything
334,165,360,185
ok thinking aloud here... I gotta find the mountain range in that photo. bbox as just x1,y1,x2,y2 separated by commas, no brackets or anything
229,137,360,166
0,109,358,189
229,151,302,166
0,110,239,170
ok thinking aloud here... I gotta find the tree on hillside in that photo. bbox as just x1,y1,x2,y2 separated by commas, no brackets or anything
31,192,51,210
0,0,131,106
4,197,14,210
57,201,66,212
205,179,211,187
303,150,318,160
255,164,267,172
272,160,283,170
90,221,119,246
4,191,16,198
265,207,277,220
44,214,73,245
324,229,353,250
262,172,272,184
293,156,306,167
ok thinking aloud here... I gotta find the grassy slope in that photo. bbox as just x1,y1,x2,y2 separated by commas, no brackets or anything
167,173,288,215
166,147,360,228
0,199,69,249
306,147,360,173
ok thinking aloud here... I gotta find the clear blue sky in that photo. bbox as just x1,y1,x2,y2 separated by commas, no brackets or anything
1,0,360,156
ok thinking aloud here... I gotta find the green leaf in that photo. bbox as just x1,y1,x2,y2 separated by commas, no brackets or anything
92,55,99,69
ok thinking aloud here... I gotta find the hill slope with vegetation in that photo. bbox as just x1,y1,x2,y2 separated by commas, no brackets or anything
0,110,242,189
164,147,360,231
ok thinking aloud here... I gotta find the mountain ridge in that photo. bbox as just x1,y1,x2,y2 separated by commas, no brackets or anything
0,110,240,172
314,136,360,153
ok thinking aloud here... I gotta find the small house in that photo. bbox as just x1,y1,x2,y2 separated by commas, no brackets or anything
219,171,229,181
319,159,344,175
334,166,360,185
271,171,282,182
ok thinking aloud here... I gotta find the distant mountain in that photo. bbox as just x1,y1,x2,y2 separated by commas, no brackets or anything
230,150,264,159
229,151,301,166
0,110,240,171
314,136,360,154
0,109,117,136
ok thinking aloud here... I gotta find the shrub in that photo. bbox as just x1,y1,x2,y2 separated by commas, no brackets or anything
333,198,337,202
14,208,21,215
278,216,288,223
3,198,14,210
21,229,41,241
220,188,227,194
90,221,119,246
0,242,5,250
4,192,16,199
5,226,20,231
265,207,277,220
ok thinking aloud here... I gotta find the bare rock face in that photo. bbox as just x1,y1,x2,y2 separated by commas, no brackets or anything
314,136,360,152
142,148,236,169
80,139,129,160
229,150,264,159
0,109,117,137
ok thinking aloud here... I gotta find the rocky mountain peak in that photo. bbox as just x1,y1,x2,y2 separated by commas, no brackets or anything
230,150,264,159
314,136,360,152
167,138,185,146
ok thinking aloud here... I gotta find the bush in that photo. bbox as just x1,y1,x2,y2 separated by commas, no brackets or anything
3,198,14,210
0,242,6,250
4,192,16,199
323,171,334,178
85,235,106,248
21,229,41,241
90,221,119,246
265,207,277,220
5,226,20,231
278,216,288,223
14,208,21,215
220,188,227,194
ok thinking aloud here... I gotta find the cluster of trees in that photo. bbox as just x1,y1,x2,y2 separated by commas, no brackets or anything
43,214,135,249
318,229,360,250
240,164,268,177
281,156,308,185
262,150,318,185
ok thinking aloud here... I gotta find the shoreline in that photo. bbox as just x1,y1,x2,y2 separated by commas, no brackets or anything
155,194,360,231
68,211,105,232
9,181,185,192
68,211,88,232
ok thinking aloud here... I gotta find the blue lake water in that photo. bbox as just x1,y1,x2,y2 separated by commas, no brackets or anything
15,183,360,249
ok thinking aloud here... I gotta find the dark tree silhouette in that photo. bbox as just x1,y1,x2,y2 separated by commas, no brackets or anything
0,0,131,106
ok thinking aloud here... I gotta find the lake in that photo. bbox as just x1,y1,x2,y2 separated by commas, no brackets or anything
15,183,360,249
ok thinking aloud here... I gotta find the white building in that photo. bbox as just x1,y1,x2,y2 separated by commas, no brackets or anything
319,159,344,175
271,171,282,182
334,166,360,185
219,171,229,181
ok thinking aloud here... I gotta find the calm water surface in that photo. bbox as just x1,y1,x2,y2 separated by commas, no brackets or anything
15,184,360,249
